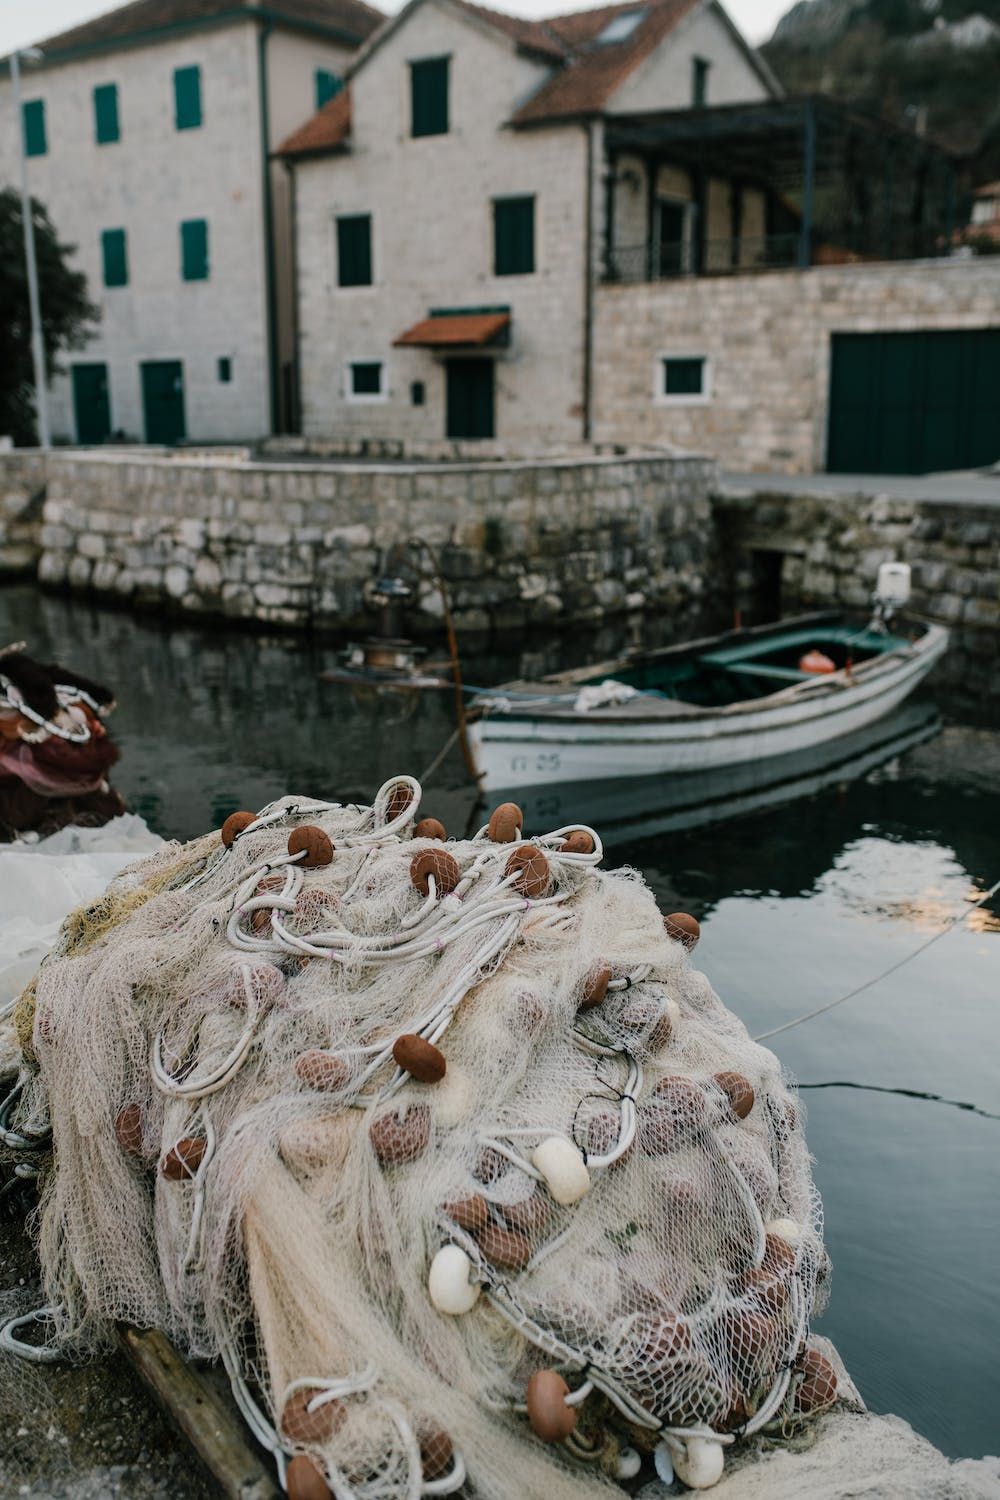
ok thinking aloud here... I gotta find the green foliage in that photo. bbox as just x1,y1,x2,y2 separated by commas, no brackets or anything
0,187,99,444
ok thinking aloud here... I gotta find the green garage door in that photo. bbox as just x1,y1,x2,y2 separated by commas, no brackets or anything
827,329,1000,475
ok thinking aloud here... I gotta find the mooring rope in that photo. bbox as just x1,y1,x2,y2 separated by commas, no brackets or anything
754,873,1000,1042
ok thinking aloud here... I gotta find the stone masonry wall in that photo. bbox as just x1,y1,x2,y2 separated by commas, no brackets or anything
18,449,714,636
715,483,1000,692
593,258,1000,473
0,452,47,577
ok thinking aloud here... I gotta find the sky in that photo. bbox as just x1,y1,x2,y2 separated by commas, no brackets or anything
0,0,795,58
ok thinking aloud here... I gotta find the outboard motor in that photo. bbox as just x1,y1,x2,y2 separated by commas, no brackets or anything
870,561,911,631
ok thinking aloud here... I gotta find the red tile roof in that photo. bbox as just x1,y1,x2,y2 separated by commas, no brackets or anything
454,0,567,59
277,0,747,158
393,312,511,347
511,0,702,126
278,86,352,158
34,0,384,59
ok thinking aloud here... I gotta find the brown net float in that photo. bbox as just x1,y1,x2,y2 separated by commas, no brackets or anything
410,848,460,896
9,775,834,1500
505,844,551,898
487,801,523,842
287,825,334,868
561,830,595,855
664,911,701,949
160,1136,207,1181
413,817,447,841
392,1033,447,1083
221,810,256,847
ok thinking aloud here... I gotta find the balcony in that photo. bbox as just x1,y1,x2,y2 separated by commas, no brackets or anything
602,97,960,284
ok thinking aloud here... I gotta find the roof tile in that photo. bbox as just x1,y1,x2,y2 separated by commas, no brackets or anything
35,0,383,59
277,84,352,157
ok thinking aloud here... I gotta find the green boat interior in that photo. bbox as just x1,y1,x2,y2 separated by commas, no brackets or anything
594,626,910,708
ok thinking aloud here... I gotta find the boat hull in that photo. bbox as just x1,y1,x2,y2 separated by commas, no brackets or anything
469,625,948,790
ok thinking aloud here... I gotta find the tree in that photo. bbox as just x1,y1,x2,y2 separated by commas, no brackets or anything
0,188,99,444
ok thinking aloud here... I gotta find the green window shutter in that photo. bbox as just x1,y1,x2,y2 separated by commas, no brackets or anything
94,83,119,144
315,69,343,109
663,357,704,395
101,228,128,288
410,57,449,137
494,197,535,276
174,65,202,130
180,218,209,281
336,214,372,287
22,100,47,157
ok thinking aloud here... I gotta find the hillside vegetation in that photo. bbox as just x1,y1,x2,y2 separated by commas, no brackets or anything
762,0,1000,177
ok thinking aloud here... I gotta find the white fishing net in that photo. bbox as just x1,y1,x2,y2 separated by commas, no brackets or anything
2,776,837,1497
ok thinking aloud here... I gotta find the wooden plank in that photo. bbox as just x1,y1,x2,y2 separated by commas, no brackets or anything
118,1325,280,1500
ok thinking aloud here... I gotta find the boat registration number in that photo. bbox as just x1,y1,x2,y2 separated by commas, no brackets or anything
510,753,562,774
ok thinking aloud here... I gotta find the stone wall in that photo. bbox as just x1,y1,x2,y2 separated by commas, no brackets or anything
16,448,715,636
715,483,1000,693
593,258,1000,472
0,453,47,577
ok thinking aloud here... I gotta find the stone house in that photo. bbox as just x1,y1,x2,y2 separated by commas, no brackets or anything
0,0,383,445
277,0,779,448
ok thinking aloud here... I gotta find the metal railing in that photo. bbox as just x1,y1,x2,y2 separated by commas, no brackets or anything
603,228,951,282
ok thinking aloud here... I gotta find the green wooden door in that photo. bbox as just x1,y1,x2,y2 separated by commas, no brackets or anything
71,363,111,444
446,359,494,440
828,330,1000,475
141,361,186,445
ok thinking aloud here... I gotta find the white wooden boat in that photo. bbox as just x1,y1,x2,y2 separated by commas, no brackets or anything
468,612,949,792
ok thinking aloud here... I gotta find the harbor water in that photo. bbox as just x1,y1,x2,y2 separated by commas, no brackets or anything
1,583,998,1463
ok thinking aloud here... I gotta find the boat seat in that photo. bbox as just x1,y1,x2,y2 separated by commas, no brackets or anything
717,661,814,684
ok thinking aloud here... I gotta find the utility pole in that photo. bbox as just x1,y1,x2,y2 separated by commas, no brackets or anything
9,48,50,450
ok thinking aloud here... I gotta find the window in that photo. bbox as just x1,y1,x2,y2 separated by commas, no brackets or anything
218,357,232,383
22,100,46,157
101,228,128,288
692,56,710,107
596,9,646,43
337,214,372,287
658,355,709,402
410,381,425,406
348,362,384,400
410,57,449,137
494,196,535,276
315,69,343,109
94,83,119,144
180,218,209,281
174,65,202,130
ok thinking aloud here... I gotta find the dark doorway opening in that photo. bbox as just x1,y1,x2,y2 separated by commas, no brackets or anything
71,363,111,445
446,358,494,439
140,361,186,445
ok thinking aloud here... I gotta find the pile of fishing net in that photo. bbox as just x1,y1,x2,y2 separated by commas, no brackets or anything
1,776,840,1497
0,646,124,840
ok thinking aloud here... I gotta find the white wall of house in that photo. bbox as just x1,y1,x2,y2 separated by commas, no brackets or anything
607,1,770,114
295,0,594,446
0,20,357,445
0,24,272,443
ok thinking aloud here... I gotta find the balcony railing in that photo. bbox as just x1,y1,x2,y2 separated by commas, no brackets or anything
604,228,951,282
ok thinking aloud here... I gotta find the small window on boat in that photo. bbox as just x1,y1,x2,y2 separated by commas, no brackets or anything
659,355,708,402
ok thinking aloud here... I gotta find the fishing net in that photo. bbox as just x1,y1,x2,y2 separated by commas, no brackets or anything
0,647,124,841
1,776,837,1497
